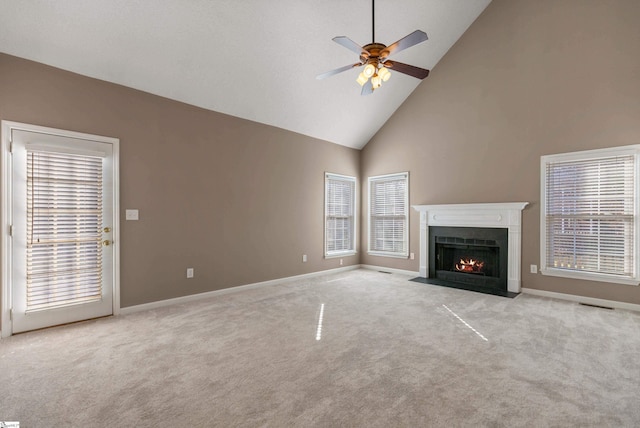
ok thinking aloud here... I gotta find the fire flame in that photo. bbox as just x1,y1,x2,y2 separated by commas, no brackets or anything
455,258,484,273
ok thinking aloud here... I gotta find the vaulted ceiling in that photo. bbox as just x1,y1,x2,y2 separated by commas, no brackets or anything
0,0,491,149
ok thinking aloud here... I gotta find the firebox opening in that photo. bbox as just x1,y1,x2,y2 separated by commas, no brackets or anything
436,238,500,278
428,226,509,295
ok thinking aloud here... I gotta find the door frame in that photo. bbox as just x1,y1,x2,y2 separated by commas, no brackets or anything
1,121,120,338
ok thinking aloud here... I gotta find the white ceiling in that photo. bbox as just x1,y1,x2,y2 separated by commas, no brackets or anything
0,0,491,149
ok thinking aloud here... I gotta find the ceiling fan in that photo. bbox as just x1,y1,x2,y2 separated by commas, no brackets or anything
316,0,430,95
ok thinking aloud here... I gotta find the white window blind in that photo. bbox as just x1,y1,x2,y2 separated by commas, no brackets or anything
325,173,356,256
543,151,637,282
26,149,104,312
368,172,408,257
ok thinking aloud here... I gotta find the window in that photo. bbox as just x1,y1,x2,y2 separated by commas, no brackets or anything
325,173,356,257
541,146,640,285
26,149,105,311
368,172,409,258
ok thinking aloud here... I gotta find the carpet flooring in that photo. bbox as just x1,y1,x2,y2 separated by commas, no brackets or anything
1,269,640,427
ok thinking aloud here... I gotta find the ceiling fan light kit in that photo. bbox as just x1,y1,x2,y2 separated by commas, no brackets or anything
357,59,390,88
317,0,431,95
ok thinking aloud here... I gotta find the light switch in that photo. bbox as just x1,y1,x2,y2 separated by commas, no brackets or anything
126,209,139,221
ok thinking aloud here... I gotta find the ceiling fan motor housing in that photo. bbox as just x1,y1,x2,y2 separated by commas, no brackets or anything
360,43,388,65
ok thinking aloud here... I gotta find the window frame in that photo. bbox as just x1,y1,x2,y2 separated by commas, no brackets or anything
324,172,357,258
367,172,409,259
540,145,640,285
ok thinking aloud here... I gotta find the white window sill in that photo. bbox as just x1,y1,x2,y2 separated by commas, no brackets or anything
325,251,357,259
541,268,640,286
367,251,408,259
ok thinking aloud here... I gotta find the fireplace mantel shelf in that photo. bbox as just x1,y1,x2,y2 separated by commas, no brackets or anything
413,202,529,210
412,202,529,293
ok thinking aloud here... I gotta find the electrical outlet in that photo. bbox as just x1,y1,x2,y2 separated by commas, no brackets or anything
302,254,307,263
530,264,538,274
340,259,343,266
186,268,194,278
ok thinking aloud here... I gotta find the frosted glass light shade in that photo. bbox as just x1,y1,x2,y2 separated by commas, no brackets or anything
378,67,391,82
363,63,376,78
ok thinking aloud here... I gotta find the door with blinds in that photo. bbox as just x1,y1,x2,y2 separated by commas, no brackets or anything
10,127,116,334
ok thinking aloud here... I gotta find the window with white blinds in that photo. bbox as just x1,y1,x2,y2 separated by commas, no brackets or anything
541,146,640,284
368,172,409,258
26,149,104,312
325,173,356,256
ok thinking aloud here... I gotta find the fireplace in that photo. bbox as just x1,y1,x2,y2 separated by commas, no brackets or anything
412,203,528,296
429,226,508,293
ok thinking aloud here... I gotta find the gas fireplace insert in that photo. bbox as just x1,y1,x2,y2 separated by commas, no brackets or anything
426,226,511,296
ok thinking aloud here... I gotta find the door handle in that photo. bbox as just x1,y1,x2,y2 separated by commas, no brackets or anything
103,227,111,233
102,240,111,246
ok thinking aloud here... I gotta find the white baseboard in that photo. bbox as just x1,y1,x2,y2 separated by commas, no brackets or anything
360,264,420,277
521,287,640,312
120,265,360,315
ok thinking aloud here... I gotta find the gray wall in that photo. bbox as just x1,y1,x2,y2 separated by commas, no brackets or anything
361,0,640,304
0,53,360,309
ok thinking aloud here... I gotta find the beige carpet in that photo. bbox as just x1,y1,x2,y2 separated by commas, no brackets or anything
1,269,640,427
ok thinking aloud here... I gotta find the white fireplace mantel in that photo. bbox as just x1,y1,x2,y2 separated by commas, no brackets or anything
412,202,529,293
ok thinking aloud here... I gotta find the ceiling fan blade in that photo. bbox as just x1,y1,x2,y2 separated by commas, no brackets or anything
385,61,430,80
380,30,428,61
316,63,362,80
361,79,374,96
332,36,367,56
